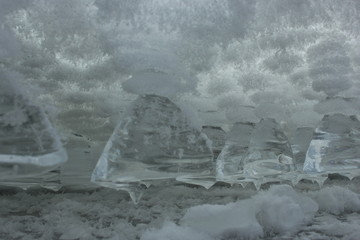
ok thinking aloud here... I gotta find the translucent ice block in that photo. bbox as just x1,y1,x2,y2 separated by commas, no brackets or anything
303,114,360,179
216,122,255,184
243,118,295,181
0,93,67,190
202,125,226,159
59,132,105,189
290,127,314,170
91,95,214,201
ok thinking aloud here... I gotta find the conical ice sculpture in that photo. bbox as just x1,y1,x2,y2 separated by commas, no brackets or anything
217,119,295,189
0,90,67,190
91,94,214,202
216,122,254,186
202,125,226,159
243,118,295,185
303,113,360,180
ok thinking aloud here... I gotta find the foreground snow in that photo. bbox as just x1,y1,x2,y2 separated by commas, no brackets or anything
1,179,359,240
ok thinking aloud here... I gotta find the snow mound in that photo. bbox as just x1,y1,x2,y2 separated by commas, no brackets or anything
142,185,318,240
309,185,360,215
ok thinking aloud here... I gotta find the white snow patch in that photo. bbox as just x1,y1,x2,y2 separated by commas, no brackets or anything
181,201,263,239
308,185,360,215
1,183,360,240
145,185,318,239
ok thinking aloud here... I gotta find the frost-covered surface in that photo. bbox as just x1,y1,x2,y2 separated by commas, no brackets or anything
1,179,360,240
2,0,360,136
0,79,67,182
1,0,360,181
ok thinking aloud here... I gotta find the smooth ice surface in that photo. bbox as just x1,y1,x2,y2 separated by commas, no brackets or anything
216,122,254,181
243,118,295,179
303,114,360,176
290,127,314,170
92,95,214,191
59,133,105,188
0,85,67,180
201,126,226,159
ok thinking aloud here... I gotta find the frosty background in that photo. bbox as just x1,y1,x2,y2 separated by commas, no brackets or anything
1,0,360,239
2,0,360,136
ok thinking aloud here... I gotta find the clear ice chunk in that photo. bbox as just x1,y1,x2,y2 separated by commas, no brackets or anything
201,125,226,159
59,132,105,189
91,94,214,199
0,93,67,189
243,118,295,180
303,114,360,179
216,122,255,183
290,127,314,170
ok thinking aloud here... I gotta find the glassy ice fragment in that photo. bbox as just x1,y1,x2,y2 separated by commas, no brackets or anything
91,94,214,196
0,93,67,182
0,168,62,191
201,125,226,159
59,132,104,189
303,114,360,176
290,127,314,170
243,118,294,178
216,122,255,182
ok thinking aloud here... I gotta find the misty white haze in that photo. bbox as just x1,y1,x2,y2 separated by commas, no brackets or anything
1,0,360,239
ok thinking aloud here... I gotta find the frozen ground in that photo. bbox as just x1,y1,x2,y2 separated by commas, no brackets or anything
1,178,360,240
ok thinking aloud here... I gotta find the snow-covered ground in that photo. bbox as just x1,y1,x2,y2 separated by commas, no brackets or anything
1,178,359,240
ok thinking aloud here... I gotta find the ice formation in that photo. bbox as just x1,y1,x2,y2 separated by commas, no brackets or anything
0,0,360,206
201,125,226,159
303,114,360,179
59,132,104,188
243,118,294,178
290,127,314,170
216,121,254,184
0,82,67,190
92,94,214,201
217,119,297,188
1,0,360,238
